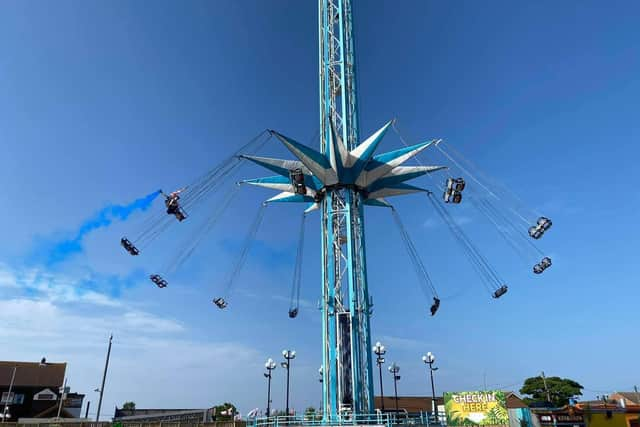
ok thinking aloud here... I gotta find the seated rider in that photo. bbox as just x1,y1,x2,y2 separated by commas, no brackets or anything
165,191,181,215
430,297,440,316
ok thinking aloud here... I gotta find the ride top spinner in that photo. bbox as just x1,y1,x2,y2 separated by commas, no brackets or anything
239,0,446,418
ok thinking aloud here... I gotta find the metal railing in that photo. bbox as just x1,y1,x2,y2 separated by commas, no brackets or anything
250,412,445,427
0,423,243,427
253,413,390,427
0,423,112,427
0,414,443,427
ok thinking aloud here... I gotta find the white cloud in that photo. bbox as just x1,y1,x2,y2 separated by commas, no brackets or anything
0,261,284,417
0,298,183,340
0,264,123,307
0,260,334,417
0,266,18,288
121,311,185,333
0,294,267,416
80,291,123,308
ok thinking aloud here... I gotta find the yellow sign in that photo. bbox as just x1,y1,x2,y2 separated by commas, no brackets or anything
444,391,509,426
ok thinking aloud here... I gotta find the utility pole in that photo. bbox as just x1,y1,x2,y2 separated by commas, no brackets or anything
541,371,551,403
1,366,16,423
96,334,113,422
56,378,68,419
635,385,639,406
85,401,91,419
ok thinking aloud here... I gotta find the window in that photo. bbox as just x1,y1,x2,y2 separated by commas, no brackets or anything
0,393,23,404
34,389,58,401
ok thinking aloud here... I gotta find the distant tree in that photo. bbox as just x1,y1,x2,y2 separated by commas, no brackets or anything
520,376,583,407
122,402,136,410
304,407,316,420
213,402,237,421
304,406,322,421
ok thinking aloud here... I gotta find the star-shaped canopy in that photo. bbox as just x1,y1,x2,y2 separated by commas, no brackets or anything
240,120,446,212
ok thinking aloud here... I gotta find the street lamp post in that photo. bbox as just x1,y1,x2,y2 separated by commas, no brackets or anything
1,366,16,423
281,350,296,417
388,363,400,414
422,352,439,423
373,342,386,412
264,358,277,417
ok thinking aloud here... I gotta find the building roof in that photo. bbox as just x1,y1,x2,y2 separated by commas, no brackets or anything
577,401,610,407
113,408,210,422
534,403,640,415
0,361,66,387
114,408,205,418
612,392,640,405
374,396,444,413
32,405,76,419
505,392,529,409
114,410,207,421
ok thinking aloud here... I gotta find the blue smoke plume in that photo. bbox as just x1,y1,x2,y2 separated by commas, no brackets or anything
44,190,161,265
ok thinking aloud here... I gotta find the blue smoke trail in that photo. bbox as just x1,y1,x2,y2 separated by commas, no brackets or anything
45,190,161,265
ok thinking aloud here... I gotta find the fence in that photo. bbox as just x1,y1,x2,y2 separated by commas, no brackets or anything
0,423,244,427
0,415,442,427
251,412,443,427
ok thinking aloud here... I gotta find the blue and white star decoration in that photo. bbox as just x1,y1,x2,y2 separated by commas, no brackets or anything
240,120,447,212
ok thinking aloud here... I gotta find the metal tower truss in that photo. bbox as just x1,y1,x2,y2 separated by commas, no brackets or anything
319,0,358,153
320,0,377,416
238,0,447,420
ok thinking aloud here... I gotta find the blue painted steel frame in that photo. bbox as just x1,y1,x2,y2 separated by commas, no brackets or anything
319,1,338,420
239,0,443,421
319,0,375,419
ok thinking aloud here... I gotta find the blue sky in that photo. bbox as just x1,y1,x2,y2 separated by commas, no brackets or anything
1,0,639,417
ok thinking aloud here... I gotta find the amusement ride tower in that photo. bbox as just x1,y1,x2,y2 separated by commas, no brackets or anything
119,0,552,421
239,0,446,419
